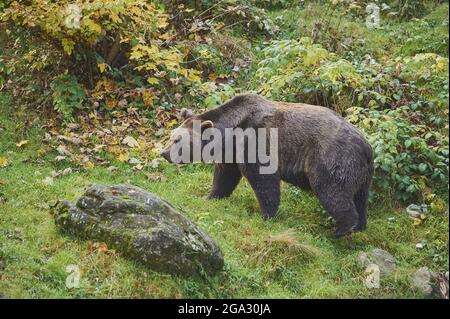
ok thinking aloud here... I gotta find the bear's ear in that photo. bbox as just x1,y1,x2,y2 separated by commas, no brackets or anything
201,120,214,129
180,108,194,120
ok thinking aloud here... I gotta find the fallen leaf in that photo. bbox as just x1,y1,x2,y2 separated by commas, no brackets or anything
16,140,28,148
97,242,109,253
98,63,107,73
150,158,160,168
84,161,95,170
129,157,142,165
122,135,140,148
155,128,165,136
56,145,71,156
62,168,73,176
145,172,166,181
0,157,9,167
117,153,129,162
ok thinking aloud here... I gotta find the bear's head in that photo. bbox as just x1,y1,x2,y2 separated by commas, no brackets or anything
160,109,214,163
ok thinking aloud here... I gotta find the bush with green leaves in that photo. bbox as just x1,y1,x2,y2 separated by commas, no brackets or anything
347,106,449,201
255,37,449,115
50,74,86,122
188,81,237,109
0,0,10,11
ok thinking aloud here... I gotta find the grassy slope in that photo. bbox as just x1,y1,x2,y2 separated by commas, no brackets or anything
0,4,448,298
0,94,447,299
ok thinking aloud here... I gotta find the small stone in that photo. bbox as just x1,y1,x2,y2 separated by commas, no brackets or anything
364,263,380,289
150,158,160,168
413,267,434,295
128,157,141,165
62,168,73,176
56,145,71,156
406,204,422,218
416,243,424,249
122,136,140,148
359,248,396,274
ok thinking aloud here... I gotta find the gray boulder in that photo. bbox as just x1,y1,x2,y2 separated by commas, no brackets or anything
51,184,224,276
359,248,396,274
413,267,434,295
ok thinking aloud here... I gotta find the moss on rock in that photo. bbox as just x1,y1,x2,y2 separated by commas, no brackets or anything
51,184,224,276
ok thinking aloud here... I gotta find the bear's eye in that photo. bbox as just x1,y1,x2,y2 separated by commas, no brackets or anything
174,136,181,143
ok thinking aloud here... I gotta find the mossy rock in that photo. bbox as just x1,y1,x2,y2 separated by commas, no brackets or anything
51,184,224,276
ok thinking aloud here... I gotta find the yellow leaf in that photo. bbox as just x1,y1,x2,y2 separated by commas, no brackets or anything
82,18,102,34
186,69,202,82
199,49,213,59
84,161,94,170
105,96,117,109
117,153,129,162
98,63,107,73
61,38,75,55
156,17,168,29
413,218,422,226
0,156,9,167
16,140,28,148
166,119,178,128
147,77,159,85
142,90,155,107
122,136,140,148
97,242,109,252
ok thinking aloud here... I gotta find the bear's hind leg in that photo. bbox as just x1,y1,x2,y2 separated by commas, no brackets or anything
208,164,242,199
353,187,369,232
315,190,359,239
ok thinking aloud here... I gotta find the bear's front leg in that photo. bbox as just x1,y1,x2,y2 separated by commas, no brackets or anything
243,165,280,219
207,164,242,199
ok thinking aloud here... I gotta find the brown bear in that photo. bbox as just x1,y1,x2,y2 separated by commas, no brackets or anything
160,93,374,238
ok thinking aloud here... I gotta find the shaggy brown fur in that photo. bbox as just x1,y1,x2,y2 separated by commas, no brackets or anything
161,94,374,238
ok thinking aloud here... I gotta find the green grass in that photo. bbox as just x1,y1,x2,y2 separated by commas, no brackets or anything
0,93,448,299
267,2,449,59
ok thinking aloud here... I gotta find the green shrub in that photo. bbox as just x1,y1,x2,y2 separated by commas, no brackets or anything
0,0,11,11
50,74,86,121
347,106,449,201
256,37,448,114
